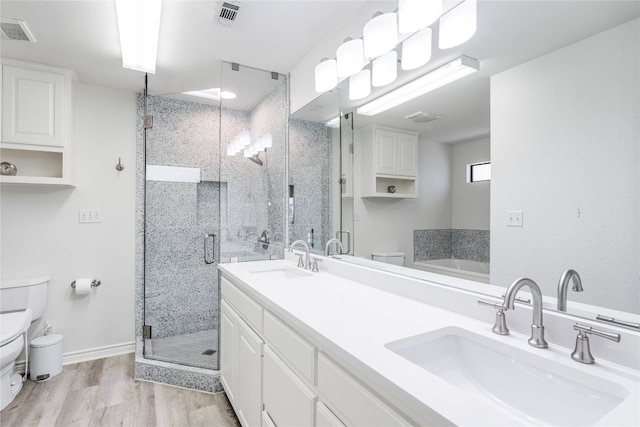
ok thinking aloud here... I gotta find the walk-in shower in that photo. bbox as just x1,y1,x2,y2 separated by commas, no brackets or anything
135,62,288,389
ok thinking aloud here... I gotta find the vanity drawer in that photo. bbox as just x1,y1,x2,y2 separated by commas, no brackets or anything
221,276,262,333
264,310,316,384
317,402,346,427
317,353,411,427
264,345,316,426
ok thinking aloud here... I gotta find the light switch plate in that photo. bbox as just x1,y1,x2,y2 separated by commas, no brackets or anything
79,209,102,223
507,210,523,227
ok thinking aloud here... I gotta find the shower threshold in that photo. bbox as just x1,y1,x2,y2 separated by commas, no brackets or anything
144,328,219,370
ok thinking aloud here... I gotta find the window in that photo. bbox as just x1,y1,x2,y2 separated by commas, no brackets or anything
467,161,491,183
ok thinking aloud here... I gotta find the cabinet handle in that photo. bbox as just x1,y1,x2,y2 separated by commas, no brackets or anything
204,233,216,264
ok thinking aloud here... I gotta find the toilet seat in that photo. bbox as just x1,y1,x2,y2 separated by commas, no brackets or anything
0,308,32,346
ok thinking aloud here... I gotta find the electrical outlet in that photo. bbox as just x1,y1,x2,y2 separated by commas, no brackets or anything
79,209,102,223
44,320,55,335
507,210,523,227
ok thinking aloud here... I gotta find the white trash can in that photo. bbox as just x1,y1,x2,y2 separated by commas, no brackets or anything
30,334,63,381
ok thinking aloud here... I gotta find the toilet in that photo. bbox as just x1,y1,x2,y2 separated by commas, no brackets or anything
371,251,405,266
0,276,49,410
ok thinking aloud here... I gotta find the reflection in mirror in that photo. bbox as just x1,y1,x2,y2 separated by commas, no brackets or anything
290,2,639,321
218,61,287,263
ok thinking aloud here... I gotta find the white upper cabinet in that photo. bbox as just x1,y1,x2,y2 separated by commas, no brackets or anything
0,59,76,186
360,125,419,198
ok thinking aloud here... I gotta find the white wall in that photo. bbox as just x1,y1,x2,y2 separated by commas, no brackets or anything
451,137,490,230
1,83,137,357
491,19,639,313
353,131,452,262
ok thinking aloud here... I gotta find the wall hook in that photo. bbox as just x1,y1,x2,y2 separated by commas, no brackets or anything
116,157,124,171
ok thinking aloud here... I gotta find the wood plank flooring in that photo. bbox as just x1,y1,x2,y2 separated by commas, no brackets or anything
0,353,240,427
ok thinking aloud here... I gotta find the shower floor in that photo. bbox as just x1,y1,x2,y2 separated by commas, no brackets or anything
145,328,219,370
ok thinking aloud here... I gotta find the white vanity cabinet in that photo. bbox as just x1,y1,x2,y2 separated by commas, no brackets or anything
360,125,418,198
0,59,76,186
220,271,415,427
220,279,264,427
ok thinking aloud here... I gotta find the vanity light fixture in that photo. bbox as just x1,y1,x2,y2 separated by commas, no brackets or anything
439,0,477,49
349,68,371,100
182,88,236,101
372,50,398,87
357,55,479,116
315,58,338,92
363,12,398,59
398,0,442,34
115,0,163,74
401,27,432,71
336,38,367,78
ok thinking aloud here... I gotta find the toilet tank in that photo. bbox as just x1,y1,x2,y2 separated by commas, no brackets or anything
371,252,405,266
0,276,49,320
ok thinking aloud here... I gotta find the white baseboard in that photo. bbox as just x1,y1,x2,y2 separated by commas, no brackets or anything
15,341,136,374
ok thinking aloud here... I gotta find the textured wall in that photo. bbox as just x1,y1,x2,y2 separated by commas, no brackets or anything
414,229,489,263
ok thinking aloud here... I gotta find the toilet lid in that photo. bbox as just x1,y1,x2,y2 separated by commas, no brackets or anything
0,308,32,347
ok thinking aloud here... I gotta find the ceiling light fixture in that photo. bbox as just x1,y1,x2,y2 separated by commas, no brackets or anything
372,50,398,87
315,58,338,92
398,0,442,34
336,38,366,78
349,69,371,100
363,12,398,59
115,0,163,74
401,27,432,71
357,55,479,116
439,0,477,49
182,88,236,101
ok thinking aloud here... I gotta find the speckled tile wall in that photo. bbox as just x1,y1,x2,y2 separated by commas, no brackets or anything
288,118,333,251
414,229,489,263
135,74,289,391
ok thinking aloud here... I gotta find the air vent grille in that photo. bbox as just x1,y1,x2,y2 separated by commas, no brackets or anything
217,1,241,27
0,18,36,42
404,111,443,123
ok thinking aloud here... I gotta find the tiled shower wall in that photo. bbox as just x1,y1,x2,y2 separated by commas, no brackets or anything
414,229,490,263
288,118,333,251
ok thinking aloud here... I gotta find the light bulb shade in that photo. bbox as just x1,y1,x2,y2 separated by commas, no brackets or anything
357,56,479,116
115,0,163,74
315,59,338,92
349,69,371,100
262,133,273,148
238,130,251,147
336,39,366,78
372,51,398,87
401,28,432,71
398,0,442,34
439,0,477,49
363,13,398,59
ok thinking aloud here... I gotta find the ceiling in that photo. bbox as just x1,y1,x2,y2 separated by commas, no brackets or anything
1,1,639,143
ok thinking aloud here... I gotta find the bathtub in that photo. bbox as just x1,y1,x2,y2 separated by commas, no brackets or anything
413,259,490,283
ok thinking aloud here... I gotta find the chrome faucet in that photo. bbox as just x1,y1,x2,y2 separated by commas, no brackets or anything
502,278,548,348
289,240,311,269
557,269,583,311
324,238,344,256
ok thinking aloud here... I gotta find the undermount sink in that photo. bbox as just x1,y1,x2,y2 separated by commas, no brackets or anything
249,266,311,279
385,327,630,426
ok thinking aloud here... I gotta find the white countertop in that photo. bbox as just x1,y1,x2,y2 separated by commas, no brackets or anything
219,258,640,426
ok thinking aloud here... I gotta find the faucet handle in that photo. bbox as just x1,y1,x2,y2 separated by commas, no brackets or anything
571,323,621,364
296,253,305,268
478,299,510,335
311,257,322,272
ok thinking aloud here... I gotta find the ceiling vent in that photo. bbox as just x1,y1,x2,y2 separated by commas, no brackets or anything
404,111,443,123
216,1,242,27
0,18,36,42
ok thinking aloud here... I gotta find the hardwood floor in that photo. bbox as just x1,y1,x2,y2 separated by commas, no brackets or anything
0,353,240,427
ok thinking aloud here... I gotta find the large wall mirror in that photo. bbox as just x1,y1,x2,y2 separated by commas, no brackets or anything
289,1,639,321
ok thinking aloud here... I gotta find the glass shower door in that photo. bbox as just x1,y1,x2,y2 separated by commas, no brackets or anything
143,92,221,370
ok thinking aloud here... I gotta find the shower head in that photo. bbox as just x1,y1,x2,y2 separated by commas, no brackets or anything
247,154,263,166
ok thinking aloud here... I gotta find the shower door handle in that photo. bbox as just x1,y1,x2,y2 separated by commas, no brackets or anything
336,230,351,254
204,233,216,264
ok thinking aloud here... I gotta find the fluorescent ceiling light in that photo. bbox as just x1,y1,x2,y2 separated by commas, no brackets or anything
115,0,163,74
439,0,477,49
182,88,236,101
356,55,479,116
